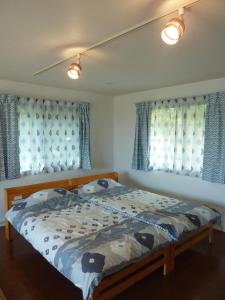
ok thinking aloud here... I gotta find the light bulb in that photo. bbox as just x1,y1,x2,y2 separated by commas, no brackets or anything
67,62,81,79
161,16,185,45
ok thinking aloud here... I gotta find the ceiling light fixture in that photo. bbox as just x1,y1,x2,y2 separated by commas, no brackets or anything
33,1,201,77
161,7,185,45
67,54,82,79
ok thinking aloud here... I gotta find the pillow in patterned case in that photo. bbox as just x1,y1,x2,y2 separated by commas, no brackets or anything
79,178,122,194
13,188,72,208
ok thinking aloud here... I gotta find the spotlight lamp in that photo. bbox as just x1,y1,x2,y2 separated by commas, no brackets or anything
161,7,185,45
67,54,82,79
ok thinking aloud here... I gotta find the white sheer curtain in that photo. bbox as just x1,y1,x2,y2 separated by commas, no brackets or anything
149,97,207,177
18,98,80,175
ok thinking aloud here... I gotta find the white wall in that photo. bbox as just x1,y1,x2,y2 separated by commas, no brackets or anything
0,80,114,224
114,77,225,230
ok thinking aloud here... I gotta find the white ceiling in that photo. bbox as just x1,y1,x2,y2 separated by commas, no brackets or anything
1,0,225,95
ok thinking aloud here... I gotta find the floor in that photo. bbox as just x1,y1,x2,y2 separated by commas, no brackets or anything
1,227,225,300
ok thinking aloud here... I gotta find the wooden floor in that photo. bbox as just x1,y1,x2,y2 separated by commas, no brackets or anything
1,228,225,300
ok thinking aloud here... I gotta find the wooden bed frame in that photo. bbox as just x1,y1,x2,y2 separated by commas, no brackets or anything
4,172,214,300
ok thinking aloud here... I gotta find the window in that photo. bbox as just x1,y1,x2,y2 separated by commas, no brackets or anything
149,101,206,177
18,98,80,175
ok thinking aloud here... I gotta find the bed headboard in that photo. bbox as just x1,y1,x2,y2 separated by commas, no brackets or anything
4,171,118,212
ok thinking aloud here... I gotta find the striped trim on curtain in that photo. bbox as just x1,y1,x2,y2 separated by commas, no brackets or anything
132,102,151,171
203,92,225,184
79,103,91,169
0,95,20,180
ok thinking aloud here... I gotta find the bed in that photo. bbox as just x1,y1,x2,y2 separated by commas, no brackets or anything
4,172,220,300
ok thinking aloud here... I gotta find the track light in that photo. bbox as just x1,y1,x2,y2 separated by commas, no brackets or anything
67,54,82,79
33,2,198,77
161,7,185,45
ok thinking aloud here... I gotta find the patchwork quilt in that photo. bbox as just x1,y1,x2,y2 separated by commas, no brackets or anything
6,182,220,300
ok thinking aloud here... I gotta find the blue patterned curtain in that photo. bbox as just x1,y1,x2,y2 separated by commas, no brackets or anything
132,97,207,174
18,98,91,174
79,103,91,169
0,95,20,180
203,92,225,183
18,98,81,174
132,102,151,171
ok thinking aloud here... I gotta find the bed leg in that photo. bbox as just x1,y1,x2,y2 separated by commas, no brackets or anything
208,226,213,245
90,288,100,300
163,246,174,276
5,221,13,241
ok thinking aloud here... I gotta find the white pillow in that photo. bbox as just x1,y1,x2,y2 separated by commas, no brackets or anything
79,178,122,194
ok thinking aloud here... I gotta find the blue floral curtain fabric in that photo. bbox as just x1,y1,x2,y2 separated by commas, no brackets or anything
132,102,151,171
132,96,207,178
203,92,225,183
18,98,91,175
0,95,20,180
149,97,207,177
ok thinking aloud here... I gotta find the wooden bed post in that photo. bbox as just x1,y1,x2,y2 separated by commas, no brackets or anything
208,225,213,244
163,245,175,275
90,288,100,300
5,221,13,241
4,189,13,241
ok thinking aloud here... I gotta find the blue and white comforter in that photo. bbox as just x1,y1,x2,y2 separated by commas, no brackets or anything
6,193,170,300
6,186,220,300
83,186,220,241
